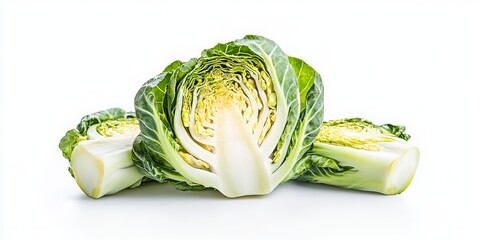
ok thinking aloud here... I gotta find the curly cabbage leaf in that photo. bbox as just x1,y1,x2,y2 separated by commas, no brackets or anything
132,35,324,197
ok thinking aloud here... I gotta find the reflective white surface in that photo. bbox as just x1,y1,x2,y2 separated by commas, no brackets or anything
1,1,479,239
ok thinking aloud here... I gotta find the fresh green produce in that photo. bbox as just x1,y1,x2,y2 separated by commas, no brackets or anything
59,108,144,198
132,35,324,197
291,118,420,194
58,35,420,199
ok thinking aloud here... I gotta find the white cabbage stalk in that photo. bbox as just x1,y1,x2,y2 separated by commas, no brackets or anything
71,124,143,199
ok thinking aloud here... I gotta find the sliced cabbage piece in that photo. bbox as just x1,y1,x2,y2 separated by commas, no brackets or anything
291,118,420,194
59,108,144,198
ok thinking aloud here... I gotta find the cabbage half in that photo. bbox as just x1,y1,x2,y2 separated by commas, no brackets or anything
59,108,144,198
133,35,324,197
291,118,420,194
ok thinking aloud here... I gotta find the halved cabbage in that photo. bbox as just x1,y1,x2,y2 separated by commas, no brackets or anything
132,35,324,197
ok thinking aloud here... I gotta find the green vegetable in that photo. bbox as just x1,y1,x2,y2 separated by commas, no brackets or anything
59,108,144,198
291,118,420,194
132,35,324,197
58,36,420,199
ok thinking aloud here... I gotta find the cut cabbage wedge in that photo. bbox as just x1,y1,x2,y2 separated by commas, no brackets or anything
59,108,144,199
291,118,420,195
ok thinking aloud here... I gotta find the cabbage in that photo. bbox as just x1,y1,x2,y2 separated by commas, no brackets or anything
291,118,419,194
58,36,420,199
59,108,144,198
132,35,324,197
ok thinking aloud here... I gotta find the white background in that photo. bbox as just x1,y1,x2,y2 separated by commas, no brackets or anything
1,0,479,239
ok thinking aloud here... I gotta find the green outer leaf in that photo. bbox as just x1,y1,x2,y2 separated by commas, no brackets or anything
133,72,180,179
292,153,355,180
59,129,82,161
163,60,183,73
76,108,135,135
280,57,324,182
58,129,83,177
133,67,212,190
380,123,410,141
289,56,317,110
132,136,169,183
